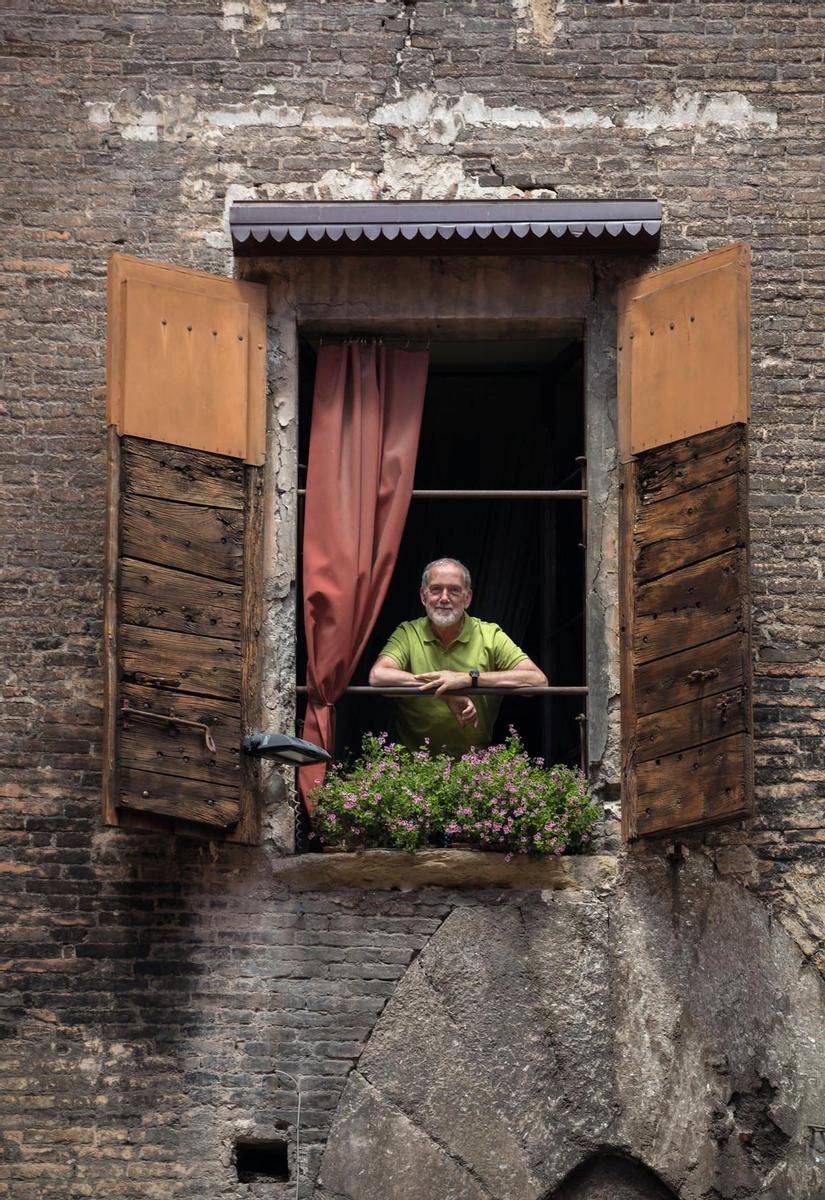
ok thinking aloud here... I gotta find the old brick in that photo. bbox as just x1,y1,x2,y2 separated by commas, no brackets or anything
2,0,824,1196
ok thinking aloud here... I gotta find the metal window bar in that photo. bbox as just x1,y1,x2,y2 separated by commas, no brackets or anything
295,463,591,767
297,488,586,499
296,687,589,771
296,685,587,696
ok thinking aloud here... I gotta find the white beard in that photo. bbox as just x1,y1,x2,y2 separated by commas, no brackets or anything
427,605,464,628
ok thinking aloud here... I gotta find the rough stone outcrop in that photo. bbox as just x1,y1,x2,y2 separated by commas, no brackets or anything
318,854,825,1200
613,852,825,1199
318,891,612,1199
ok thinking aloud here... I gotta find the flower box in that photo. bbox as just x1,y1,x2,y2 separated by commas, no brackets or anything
311,731,598,858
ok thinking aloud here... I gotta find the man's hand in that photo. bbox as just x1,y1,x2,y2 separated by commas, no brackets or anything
444,694,479,729
415,670,470,696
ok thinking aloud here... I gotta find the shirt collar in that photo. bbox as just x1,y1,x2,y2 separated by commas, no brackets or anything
423,613,472,645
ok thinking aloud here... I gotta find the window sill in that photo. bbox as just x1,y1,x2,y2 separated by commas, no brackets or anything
272,849,616,892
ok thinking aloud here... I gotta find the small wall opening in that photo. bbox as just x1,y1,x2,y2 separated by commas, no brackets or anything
551,1152,678,1199
235,1137,289,1183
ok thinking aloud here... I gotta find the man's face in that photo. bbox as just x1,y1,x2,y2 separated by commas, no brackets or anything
420,564,471,629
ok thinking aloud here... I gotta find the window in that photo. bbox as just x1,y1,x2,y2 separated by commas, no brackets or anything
102,240,754,849
297,336,587,770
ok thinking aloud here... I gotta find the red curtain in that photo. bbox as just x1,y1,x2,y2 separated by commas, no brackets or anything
300,341,428,809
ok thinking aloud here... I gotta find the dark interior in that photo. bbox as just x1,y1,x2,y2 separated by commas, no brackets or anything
297,337,586,770
234,1137,289,1183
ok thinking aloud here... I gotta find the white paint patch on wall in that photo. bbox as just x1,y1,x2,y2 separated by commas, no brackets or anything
624,88,777,132
221,0,246,30
85,101,113,127
220,0,273,32
274,167,382,202
86,96,161,141
84,96,350,141
371,88,776,147
511,0,559,48
372,90,612,149
87,86,777,148
122,117,161,142
202,105,304,129
87,89,612,147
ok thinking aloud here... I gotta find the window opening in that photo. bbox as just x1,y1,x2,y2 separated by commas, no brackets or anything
297,336,586,776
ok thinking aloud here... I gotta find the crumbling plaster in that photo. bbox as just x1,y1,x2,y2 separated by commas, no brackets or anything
512,0,561,50
86,87,777,149
84,81,778,260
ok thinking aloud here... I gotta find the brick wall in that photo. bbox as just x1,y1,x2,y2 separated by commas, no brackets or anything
2,1,824,1195
1,833,454,1196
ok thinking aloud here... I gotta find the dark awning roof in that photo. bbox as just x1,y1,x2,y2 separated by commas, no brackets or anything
230,199,661,257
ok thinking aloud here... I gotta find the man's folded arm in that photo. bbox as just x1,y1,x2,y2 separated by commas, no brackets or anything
412,657,548,696
478,657,548,689
369,654,418,687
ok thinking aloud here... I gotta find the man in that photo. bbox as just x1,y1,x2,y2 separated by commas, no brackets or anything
369,557,547,756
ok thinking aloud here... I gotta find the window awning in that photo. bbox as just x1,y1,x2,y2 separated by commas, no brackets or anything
229,199,661,257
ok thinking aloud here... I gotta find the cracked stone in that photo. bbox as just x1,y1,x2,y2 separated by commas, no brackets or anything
320,898,612,1198
317,1071,490,1200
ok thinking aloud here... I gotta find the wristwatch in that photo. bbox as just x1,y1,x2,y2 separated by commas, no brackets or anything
469,670,479,689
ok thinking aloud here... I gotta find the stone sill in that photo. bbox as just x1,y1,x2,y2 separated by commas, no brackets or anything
272,849,617,892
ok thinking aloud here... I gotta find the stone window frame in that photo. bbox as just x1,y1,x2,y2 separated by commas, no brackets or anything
249,253,625,856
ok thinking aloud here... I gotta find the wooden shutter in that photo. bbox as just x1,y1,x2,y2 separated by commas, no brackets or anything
102,254,266,843
618,244,753,838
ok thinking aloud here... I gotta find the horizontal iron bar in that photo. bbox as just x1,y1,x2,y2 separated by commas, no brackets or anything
297,685,588,697
297,488,587,500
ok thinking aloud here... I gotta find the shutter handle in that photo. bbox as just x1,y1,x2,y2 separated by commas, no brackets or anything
686,668,720,685
131,671,181,689
121,704,217,753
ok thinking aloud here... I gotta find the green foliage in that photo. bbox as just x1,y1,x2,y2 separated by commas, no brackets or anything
312,730,599,857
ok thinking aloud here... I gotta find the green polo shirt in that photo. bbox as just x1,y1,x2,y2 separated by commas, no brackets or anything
379,615,528,757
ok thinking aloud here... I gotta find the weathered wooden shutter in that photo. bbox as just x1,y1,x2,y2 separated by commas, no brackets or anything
618,244,753,838
102,254,266,842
